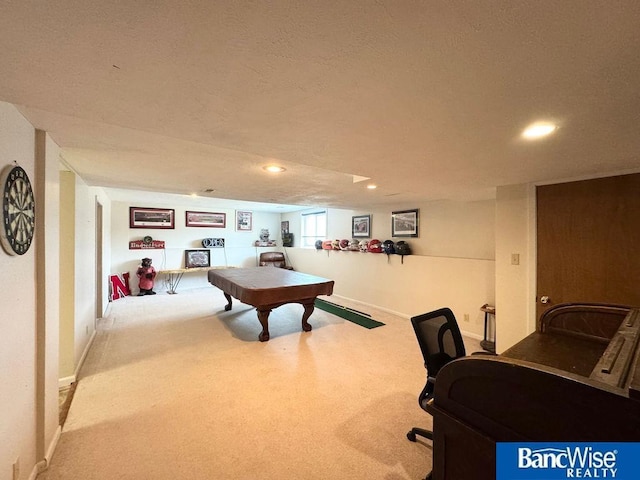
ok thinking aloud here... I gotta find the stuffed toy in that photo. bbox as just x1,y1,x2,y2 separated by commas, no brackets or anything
136,257,157,296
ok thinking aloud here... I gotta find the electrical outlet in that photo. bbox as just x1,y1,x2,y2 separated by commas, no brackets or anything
511,253,520,265
463,313,470,322
86,325,89,335
13,457,20,480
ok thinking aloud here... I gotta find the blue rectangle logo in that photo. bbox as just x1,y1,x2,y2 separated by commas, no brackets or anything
497,442,640,479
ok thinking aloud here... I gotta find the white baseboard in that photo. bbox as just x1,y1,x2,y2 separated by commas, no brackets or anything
58,375,76,388
331,293,484,341
332,293,411,319
28,463,42,480
51,330,98,473
58,328,97,388
460,331,484,341
46,425,62,463
29,425,61,479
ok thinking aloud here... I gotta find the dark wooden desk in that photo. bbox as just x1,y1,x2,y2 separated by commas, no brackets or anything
208,267,334,341
425,303,640,480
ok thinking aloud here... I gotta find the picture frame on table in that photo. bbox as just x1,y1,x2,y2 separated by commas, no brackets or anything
184,249,211,268
352,214,372,238
391,209,419,237
185,211,226,228
236,210,253,231
129,207,175,229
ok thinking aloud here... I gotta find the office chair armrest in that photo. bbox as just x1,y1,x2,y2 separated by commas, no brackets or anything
471,351,498,356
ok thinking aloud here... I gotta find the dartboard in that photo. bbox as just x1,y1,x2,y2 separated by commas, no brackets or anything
1,165,35,255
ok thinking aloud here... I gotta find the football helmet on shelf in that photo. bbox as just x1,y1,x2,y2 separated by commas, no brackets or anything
367,239,383,253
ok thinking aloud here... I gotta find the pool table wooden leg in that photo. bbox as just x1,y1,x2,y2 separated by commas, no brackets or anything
223,292,233,311
257,308,271,342
301,300,314,332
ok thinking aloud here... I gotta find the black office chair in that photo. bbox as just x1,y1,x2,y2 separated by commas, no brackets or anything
406,307,467,480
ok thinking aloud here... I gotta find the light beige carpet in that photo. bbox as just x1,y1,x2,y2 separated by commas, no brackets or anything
39,287,480,480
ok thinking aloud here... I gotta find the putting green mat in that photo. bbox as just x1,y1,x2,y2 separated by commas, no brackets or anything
314,298,385,329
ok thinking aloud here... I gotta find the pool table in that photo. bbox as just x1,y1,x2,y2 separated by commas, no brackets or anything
208,267,334,341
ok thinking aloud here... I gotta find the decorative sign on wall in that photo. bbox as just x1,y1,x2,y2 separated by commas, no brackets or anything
202,238,225,248
129,239,166,249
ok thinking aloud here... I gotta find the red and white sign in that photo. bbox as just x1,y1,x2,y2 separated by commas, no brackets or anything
129,240,165,249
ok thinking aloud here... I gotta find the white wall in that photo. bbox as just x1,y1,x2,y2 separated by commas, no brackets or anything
73,179,105,367
59,171,75,380
0,103,38,480
60,170,112,384
495,183,537,352
287,248,494,337
282,200,496,339
97,191,112,316
285,200,495,259
0,103,62,480
37,131,62,465
110,201,284,293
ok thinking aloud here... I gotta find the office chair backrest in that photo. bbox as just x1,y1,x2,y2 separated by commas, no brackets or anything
411,307,466,379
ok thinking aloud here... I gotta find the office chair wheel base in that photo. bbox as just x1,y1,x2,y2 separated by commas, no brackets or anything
407,431,417,442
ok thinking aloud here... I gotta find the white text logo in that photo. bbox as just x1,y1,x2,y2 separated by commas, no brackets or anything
518,447,617,478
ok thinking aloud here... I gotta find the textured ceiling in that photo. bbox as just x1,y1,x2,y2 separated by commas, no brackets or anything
2,1,640,210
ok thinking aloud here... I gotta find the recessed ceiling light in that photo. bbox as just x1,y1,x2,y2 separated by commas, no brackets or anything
522,122,557,139
263,165,286,173
367,184,377,190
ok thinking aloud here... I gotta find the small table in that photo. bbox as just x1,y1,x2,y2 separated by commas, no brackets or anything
480,304,496,353
159,266,229,294
208,267,334,341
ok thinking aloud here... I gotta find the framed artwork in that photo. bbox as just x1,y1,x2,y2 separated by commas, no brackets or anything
185,249,211,268
130,207,175,229
281,221,290,235
391,209,419,237
186,211,226,228
236,210,253,231
352,214,371,238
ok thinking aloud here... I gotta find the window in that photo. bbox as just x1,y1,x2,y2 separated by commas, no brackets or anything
301,210,327,248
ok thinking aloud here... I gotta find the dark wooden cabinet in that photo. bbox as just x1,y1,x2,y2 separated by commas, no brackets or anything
426,304,640,480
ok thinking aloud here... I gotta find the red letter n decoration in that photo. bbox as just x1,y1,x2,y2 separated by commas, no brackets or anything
109,272,131,301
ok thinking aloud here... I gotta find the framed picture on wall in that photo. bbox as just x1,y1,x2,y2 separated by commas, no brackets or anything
391,209,419,237
186,211,226,228
130,207,175,229
236,210,252,231
352,215,371,238
184,249,211,268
